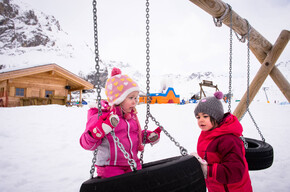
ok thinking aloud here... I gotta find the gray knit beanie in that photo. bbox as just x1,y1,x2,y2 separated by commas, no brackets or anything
194,91,224,122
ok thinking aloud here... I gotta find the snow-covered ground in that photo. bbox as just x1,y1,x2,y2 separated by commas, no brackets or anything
1,101,289,191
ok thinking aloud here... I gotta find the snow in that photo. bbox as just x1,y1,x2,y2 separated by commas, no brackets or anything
1,101,290,191
1,0,290,191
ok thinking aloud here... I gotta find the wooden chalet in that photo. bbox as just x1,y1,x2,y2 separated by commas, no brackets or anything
0,64,94,107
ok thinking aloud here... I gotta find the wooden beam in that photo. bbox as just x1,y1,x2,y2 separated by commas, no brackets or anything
189,0,272,60
188,0,290,101
234,30,290,119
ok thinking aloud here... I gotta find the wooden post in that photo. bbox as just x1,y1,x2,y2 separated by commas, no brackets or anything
79,90,83,107
234,30,290,119
188,0,290,103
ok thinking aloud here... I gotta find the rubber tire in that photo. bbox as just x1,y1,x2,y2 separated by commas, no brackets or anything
245,137,274,171
80,155,206,192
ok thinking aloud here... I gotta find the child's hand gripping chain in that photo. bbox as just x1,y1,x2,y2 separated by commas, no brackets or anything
147,127,161,145
89,110,119,139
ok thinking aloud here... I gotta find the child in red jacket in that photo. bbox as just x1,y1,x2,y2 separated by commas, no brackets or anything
192,91,253,192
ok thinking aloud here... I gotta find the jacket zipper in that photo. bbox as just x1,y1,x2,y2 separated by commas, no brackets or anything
126,120,134,158
224,184,229,192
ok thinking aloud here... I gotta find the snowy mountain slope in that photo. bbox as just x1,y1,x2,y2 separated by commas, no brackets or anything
0,0,95,74
0,0,289,104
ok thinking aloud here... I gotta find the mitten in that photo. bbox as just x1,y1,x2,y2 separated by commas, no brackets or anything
89,111,119,139
148,127,161,145
191,152,208,179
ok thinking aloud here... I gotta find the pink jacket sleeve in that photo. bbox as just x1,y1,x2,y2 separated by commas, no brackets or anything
79,108,103,150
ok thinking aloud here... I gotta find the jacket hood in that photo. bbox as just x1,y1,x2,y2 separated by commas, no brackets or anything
200,113,243,141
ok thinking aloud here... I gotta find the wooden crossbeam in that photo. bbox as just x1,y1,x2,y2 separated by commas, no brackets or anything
189,0,290,119
234,30,290,119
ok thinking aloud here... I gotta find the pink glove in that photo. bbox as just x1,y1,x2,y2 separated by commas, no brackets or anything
89,111,119,139
191,152,208,179
147,127,161,145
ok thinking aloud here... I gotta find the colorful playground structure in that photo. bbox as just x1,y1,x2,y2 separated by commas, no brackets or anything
139,87,180,104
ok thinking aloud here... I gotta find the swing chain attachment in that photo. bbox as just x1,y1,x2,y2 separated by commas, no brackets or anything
239,20,265,143
227,5,233,113
234,19,252,43
111,131,138,171
213,3,231,27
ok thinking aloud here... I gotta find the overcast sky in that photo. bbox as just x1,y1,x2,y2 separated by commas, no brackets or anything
21,0,290,75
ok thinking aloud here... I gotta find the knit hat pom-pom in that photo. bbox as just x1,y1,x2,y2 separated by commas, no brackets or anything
214,91,223,100
111,67,122,77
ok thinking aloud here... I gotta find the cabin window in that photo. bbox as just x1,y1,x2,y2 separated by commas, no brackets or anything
15,88,25,97
0,87,4,97
45,90,53,98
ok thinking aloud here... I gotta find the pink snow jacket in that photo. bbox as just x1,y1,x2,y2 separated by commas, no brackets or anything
197,113,253,192
80,101,154,168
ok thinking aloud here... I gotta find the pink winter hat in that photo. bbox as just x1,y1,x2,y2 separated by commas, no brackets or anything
105,67,139,106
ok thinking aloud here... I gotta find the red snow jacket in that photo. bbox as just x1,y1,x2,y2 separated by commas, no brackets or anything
197,113,253,192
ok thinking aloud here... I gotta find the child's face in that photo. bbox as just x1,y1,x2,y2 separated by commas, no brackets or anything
195,113,214,131
120,91,139,114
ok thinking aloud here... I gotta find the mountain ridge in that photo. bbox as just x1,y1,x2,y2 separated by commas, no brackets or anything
0,0,289,103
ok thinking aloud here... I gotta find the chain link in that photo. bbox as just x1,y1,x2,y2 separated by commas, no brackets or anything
240,21,265,142
140,0,151,164
234,19,252,43
150,114,188,156
90,0,101,179
240,136,248,149
111,132,137,171
212,3,230,27
228,6,233,113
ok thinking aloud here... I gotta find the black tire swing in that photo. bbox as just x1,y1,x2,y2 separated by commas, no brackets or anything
213,4,273,171
80,1,206,192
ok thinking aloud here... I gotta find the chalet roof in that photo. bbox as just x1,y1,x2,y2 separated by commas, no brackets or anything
0,63,94,91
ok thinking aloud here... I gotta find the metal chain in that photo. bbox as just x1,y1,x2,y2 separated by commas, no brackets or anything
90,0,101,179
227,5,233,113
140,0,151,164
150,114,188,156
240,136,248,149
140,0,188,163
111,131,137,171
240,21,265,142
234,20,252,43
90,0,138,178
212,3,230,27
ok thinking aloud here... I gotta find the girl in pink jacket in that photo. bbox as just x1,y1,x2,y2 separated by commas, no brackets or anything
192,92,253,192
80,67,161,178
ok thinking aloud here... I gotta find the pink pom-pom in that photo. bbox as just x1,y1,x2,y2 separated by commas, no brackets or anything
111,67,121,76
214,91,223,99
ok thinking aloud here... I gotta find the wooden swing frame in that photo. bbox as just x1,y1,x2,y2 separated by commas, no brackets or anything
189,0,290,120
199,80,219,99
